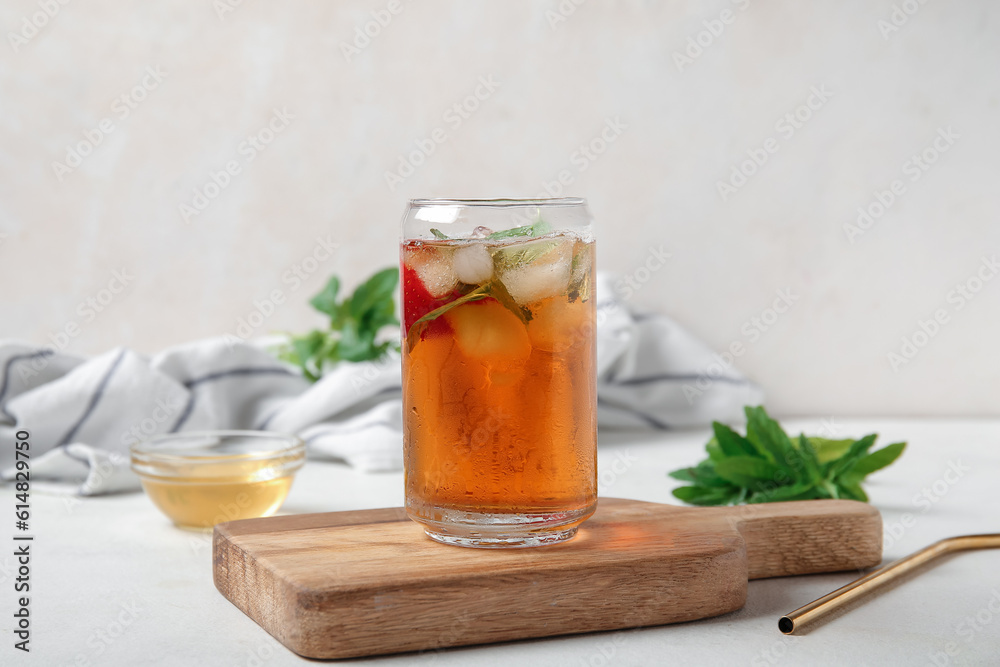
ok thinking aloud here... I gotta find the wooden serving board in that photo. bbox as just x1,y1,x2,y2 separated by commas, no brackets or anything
213,498,881,659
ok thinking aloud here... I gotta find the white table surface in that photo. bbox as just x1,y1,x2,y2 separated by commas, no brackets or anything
4,418,999,666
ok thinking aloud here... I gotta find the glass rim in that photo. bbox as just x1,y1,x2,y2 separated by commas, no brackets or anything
130,429,305,464
408,197,587,208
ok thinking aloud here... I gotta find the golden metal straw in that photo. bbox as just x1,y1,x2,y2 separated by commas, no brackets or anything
779,533,1000,634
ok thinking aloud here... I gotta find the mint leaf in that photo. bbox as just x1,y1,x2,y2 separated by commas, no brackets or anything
836,480,868,502
404,277,532,350
349,267,398,320
486,277,531,323
274,267,401,382
430,228,449,239
279,330,326,382
410,284,489,330
826,434,877,479
712,422,757,458
486,217,552,241
705,439,726,462
405,284,490,350
808,437,854,464
671,463,744,497
668,407,905,507
750,481,819,503
745,406,799,477
797,434,823,484
337,319,376,362
309,276,340,317
672,485,737,506
668,468,696,483
715,457,784,490
487,226,533,240
690,460,733,488
364,296,399,332
849,442,906,478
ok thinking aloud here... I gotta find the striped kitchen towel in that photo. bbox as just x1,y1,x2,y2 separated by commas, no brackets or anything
0,273,761,495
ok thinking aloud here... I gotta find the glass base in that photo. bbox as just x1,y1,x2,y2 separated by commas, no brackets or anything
409,503,594,549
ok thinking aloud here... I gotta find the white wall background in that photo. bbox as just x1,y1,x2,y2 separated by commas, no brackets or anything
1,0,998,416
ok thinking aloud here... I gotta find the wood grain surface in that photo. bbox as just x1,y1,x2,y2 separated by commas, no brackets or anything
213,498,881,659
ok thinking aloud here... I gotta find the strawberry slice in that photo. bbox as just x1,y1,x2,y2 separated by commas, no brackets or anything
402,263,454,339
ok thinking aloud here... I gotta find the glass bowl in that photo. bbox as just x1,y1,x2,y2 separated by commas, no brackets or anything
130,430,305,530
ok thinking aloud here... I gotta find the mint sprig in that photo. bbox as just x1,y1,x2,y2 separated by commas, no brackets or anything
405,219,553,345
427,219,552,242
404,279,533,351
669,406,906,505
276,267,400,382
486,218,551,240
406,283,490,351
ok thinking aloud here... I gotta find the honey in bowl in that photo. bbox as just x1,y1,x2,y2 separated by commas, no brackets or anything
131,431,305,530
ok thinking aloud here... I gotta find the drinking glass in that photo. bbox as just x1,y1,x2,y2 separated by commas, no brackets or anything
400,198,597,548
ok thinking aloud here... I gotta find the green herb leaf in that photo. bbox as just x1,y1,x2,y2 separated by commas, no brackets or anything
336,319,375,362
405,284,490,350
309,276,340,317
714,457,784,490
850,442,906,477
349,267,399,320
749,481,820,503
672,485,738,506
744,406,799,477
486,217,552,240
825,434,877,479
705,439,726,462
836,480,868,502
807,437,855,464
273,267,401,382
669,406,906,507
404,276,533,350
690,460,734,488
668,468,696,483
278,330,327,382
531,218,552,236
487,226,533,240
486,277,531,323
797,433,823,484
429,228,449,239
410,284,489,330
712,422,758,458
668,461,732,488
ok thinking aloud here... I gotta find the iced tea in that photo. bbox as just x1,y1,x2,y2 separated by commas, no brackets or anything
401,207,596,548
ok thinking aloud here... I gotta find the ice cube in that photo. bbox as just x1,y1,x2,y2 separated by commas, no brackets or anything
452,243,493,285
493,236,574,305
404,244,458,298
568,239,594,297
